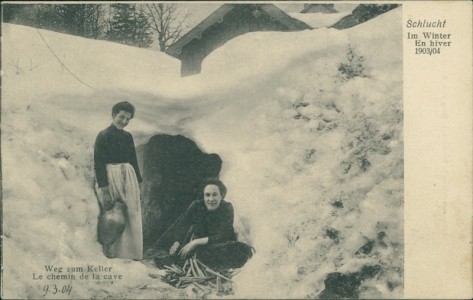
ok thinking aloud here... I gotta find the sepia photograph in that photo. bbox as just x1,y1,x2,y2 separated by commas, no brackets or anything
0,1,470,299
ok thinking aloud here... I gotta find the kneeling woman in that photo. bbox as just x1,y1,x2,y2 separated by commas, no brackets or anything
168,178,253,269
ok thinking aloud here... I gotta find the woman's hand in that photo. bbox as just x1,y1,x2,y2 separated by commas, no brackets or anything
101,186,114,210
178,237,209,258
178,240,198,258
169,241,180,255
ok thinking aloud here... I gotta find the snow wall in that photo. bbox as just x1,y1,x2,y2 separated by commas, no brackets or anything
2,7,402,299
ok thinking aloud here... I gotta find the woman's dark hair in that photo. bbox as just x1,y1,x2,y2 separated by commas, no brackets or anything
112,101,135,119
202,178,227,199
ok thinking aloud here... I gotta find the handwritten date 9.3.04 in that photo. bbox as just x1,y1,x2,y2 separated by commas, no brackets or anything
42,284,72,296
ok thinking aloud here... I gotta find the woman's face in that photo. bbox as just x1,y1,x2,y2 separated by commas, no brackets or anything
112,110,132,130
204,184,222,211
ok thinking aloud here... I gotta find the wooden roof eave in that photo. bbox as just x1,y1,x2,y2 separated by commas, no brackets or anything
166,4,235,58
261,4,312,31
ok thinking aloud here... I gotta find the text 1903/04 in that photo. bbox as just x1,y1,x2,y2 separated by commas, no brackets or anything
416,47,440,55
42,284,72,296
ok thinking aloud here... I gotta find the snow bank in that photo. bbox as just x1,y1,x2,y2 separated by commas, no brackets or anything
185,7,403,298
2,24,183,299
2,6,402,299
2,24,180,99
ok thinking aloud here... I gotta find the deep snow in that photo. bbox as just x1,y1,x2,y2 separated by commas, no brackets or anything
2,7,402,299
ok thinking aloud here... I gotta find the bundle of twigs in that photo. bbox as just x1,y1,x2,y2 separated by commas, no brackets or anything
161,257,239,294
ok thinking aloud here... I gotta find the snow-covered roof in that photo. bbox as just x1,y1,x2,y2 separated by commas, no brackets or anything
301,4,338,14
289,12,351,29
331,4,400,29
167,4,311,58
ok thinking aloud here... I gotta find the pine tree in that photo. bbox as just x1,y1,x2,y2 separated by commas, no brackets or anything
4,4,106,39
33,5,61,31
132,5,153,48
106,4,153,48
53,4,105,39
107,4,135,46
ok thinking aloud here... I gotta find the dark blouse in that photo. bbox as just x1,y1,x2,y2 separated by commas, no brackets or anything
94,124,142,188
174,200,237,245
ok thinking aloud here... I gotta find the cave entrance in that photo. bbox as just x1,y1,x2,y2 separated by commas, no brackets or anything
137,134,222,251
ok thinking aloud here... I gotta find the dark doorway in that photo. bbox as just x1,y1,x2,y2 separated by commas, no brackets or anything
137,134,222,251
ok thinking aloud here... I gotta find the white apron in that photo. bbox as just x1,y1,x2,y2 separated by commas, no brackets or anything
98,163,143,260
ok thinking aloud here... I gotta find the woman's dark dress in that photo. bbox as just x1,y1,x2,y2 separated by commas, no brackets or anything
94,124,143,259
170,199,253,269
94,124,142,188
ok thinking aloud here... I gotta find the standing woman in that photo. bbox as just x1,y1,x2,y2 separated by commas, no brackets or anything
94,101,143,260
